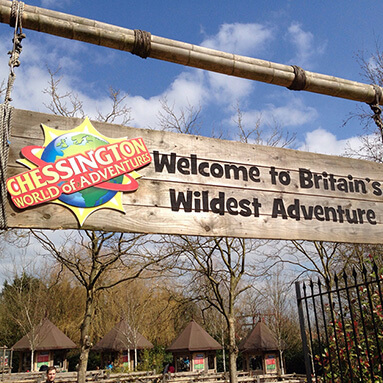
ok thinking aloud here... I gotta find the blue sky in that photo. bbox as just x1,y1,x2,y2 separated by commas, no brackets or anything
0,0,382,156
0,0,383,286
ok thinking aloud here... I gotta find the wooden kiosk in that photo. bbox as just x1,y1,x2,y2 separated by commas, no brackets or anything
12,318,76,372
166,320,222,373
238,320,282,376
92,319,153,371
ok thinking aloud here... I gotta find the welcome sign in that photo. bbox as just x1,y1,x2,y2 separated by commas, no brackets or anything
5,109,383,244
153,151,378,225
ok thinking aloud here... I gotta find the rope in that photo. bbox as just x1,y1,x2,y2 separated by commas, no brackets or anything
368,84,383,143
287,65,307,91
0,104,13,229
5,1,25,103
0,0,25,230
131,29,151,59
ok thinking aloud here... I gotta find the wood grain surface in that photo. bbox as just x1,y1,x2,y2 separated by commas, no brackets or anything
5,109,383,244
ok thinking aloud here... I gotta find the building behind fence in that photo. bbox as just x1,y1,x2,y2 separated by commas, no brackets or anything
295,260,383,383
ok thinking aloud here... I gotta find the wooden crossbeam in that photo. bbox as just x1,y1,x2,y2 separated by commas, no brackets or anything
0,0,381,105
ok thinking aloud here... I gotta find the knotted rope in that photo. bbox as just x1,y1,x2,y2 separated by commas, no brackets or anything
131,29,151,59
287,65,307,91
0,0,25,229
368,84,383,143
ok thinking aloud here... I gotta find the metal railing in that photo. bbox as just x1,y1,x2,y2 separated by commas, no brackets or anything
295,260,383,383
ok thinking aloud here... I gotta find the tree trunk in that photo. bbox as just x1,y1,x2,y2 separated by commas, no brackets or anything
279,350,285,375
227,317,238,383
77,289,95,383
221,328,226,372
30,348,34,372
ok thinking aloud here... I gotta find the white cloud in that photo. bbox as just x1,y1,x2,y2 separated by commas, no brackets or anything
267,99,318,126
206,72,253,103
298,128,363,155
237,97,318,129
286,22,326,69
127,95,162,129
1,32,210,129
0,36,89,112
201,23,274,56
126,71,207,129
40,0,72,8
199,23,274,104
0,22,319,137
165,71,207,109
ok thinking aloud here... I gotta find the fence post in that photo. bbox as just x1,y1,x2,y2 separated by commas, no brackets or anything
295,281,313,383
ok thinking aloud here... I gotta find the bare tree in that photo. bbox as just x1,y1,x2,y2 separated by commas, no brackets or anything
0,229,30,256
259,265,301,375
95,87,132,126
155,98,202,135
0,266,50,371
234,105,296,148
43,67,132,126
34,68,141,382
344,43,383,160
154,101,295,383
199,305,228,372
270,240,348,289
108,280,157,370
43,68,85,118
30,230,163,383
164,235,267,383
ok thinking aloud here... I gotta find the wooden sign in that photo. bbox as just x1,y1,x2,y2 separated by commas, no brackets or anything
5,109,383,244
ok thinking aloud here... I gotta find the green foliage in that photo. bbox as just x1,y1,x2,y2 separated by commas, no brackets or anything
216,349,228,372
87,351,101,371
136,345,172,373
316,258,383,382
67,350,81,372
0,306,23,347
0,273,48,347
137,349,151,372
284,345,305,374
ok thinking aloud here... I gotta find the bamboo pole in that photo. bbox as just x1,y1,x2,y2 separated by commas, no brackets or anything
0,0,381,105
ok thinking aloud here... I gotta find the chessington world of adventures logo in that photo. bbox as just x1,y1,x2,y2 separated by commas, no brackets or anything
6,118,152,225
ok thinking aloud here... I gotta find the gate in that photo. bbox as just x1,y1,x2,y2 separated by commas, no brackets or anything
295,260,383,383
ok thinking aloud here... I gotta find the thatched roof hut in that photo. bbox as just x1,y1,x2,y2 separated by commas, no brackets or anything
92,319,153,370
12,318,76,372
167,320,221,373
238,320,281,375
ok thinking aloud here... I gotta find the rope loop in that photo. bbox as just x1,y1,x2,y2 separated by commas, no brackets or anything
0,1,25,229
0,104,13,230
368,84,383,143
5,0,25,104
131,29,151,59
9,0,22,28
287,65,307,91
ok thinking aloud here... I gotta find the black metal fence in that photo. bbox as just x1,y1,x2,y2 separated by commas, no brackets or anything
295,261,383,383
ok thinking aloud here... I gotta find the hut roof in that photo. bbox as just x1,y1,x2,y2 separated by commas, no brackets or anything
167,320,222,352
92,320,153,351
12,318,77,351
238,320,279,352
